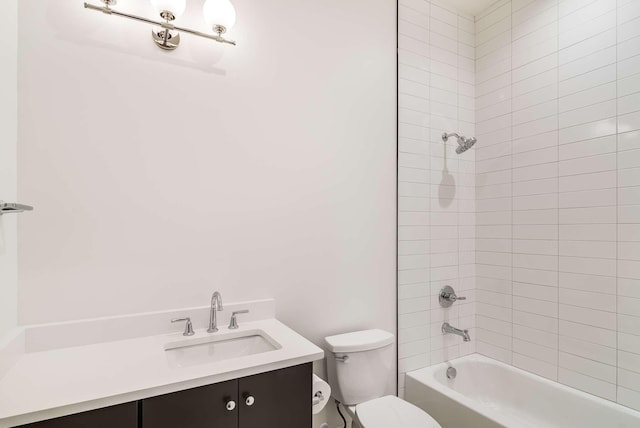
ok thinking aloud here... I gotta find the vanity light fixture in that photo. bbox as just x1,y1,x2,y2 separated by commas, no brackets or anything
84,0,238,50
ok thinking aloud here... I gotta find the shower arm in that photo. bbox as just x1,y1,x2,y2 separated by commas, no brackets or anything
442,132,461,142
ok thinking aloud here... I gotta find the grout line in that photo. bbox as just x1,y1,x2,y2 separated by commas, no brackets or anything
397,3,430,18
615,0,619,403
509,0,514,365
426,0,432,372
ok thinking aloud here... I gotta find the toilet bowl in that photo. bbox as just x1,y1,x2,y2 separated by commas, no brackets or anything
345,395,441,428
324,329,441,428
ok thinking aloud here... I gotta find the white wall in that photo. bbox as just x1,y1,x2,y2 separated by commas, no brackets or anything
475,0,640,412
17,0,396,423
0,0,18,340
397,0,476,398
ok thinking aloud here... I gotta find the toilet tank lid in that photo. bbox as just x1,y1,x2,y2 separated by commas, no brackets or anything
324,329,395,353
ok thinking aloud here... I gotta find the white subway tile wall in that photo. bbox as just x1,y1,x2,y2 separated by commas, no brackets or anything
473,0,640,411
398,0,476,398
400,0,640,411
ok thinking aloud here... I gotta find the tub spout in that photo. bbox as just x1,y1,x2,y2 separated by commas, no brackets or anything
442,322,471,342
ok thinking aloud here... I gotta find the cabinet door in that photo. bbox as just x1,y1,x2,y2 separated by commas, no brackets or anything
238,363,312,428
142,379,238,428
16,402,138,428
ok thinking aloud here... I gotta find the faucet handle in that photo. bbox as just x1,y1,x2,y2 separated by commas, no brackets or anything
172,317,195,336
228,310,249,330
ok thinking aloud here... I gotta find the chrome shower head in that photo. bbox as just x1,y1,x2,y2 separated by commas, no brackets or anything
456,136,476,154
442,132,477,154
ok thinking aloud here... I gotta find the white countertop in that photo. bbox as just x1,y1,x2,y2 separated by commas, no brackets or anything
0,318,324,427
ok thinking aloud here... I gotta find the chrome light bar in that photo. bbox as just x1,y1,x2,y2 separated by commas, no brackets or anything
83,0,236,51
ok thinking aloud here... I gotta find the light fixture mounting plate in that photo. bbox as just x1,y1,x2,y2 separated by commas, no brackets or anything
160,11,176,21
152,29,180,50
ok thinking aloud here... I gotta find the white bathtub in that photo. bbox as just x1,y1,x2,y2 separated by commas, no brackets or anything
405,354,640,428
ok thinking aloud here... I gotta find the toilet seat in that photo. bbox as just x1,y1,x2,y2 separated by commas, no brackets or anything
355,395,441,428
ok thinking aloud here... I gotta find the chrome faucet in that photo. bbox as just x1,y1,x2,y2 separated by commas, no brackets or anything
442,322,470,341
207,291,224,333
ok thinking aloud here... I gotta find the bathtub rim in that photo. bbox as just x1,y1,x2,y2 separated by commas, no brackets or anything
405,353,640,425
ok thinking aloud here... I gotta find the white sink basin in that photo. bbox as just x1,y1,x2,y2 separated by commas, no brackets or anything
164,330,281,368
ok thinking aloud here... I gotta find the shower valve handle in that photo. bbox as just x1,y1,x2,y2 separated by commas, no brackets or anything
439,286,466,308
442,292,465,302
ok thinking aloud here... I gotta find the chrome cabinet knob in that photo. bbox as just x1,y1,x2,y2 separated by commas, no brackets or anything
245,395,255,406
439,286,466,308
226,400,236,411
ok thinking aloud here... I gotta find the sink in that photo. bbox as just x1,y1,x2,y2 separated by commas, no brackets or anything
164,330,281,368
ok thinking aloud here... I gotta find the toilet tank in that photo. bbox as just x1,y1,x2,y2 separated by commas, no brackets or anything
324,329,395,406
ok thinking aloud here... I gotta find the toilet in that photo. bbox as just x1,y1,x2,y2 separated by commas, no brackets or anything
324,329,441,428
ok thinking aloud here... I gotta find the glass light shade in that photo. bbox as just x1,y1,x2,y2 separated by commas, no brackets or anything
203,0,236,31
150,0,186,17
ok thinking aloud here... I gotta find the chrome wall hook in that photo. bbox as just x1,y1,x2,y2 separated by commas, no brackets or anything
0,201,34,216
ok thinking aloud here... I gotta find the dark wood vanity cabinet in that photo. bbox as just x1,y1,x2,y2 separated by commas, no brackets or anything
18,363,312,428
142,363,312,428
